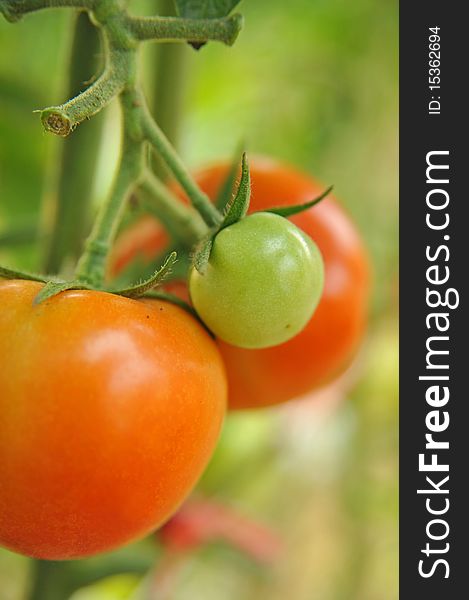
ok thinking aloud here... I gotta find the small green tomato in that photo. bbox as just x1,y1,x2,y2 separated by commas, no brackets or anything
189,212,324,349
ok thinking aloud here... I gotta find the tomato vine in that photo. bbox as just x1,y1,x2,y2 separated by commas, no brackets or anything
0,0,242,299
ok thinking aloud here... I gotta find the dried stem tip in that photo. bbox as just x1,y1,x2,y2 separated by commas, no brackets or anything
41,110,73,137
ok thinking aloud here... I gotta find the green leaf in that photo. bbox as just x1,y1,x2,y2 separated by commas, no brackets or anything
220,152,250,229
0,265,48,283
174,0,241,19
111,252,178,298
193,236,213,274
263,186,334,218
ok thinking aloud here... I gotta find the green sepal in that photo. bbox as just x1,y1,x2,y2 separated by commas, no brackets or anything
192,153,251,274
0,265,48,283
174,0,241,19
215,142,246,211
220,152,250,229
109,246,189,290
192,236,213,275
111,252,177,298
263,186,333,218
33,281,89,305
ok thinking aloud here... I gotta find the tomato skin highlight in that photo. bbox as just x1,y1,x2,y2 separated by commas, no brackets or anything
111,158,370,409
189,212,324,349
0,280,226,559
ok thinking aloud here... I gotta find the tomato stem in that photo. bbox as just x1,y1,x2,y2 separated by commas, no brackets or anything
141,105,222,228
149,0,189,182
128,14,242,46
40,29,131,136
42,11,104,275
1,0,88,22
139,172,208,247
75,91,144,288
1,0,242,292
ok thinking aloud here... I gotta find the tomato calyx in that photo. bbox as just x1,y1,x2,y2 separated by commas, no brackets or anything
192,153,333,276
192,152,251,275
264,184,334,218
0,265,52,284
0,251,179,305
107,251,177,298
219,151,251,227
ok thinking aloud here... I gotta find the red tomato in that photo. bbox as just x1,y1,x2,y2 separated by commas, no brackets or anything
0,280,226,559
111,158,370,409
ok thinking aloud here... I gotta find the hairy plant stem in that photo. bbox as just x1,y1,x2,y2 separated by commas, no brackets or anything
43,11,103,274
128,14,242,45
141,106,221,227
140,172,207,247
75,90,144,288
1,0,88,22
149,0,188,181
1,0,242,288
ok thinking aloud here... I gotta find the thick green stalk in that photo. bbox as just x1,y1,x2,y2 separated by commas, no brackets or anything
75,90,144,287
128,14,242,45
1,0,90,22
40,33,128,136
2,0,242,291
141,103,221,227
149,0,189,181
43,11,103,274
140,172,207,246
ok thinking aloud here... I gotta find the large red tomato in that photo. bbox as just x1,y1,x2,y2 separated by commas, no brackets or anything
111,157,370,409
0,280,226,559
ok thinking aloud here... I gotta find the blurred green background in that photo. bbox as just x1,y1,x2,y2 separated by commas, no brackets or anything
0,0,398,598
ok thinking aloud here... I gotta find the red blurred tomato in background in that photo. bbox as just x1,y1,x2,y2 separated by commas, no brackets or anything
111,157,370,409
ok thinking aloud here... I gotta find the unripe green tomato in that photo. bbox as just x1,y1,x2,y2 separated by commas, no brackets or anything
189,212,324,349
